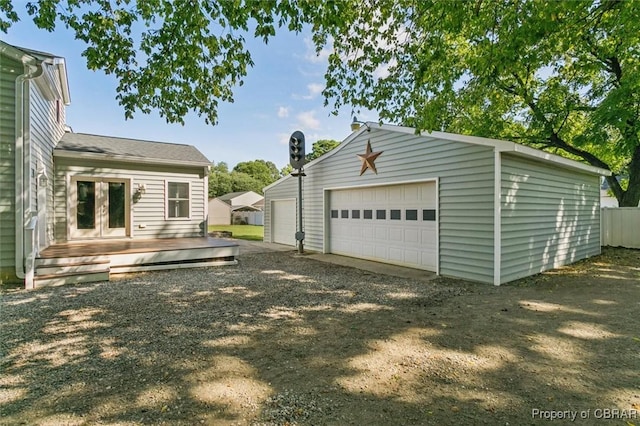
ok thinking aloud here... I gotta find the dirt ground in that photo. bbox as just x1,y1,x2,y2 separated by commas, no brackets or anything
1,247,639,425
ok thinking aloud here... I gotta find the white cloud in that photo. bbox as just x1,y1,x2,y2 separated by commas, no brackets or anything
303,37,331,64
307,83,323,97
296,110,321,130
277,106,289,118
292,82,325,100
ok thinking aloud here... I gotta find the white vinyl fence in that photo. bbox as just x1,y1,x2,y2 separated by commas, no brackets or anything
232,211,264,226
601,208,640,248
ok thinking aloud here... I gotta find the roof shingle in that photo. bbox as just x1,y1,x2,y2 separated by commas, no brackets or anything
55,133,211,166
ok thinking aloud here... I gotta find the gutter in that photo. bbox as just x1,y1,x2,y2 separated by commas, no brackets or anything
53,149,212,169
15,59,44,283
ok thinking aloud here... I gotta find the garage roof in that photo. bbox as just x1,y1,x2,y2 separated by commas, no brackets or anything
265,123,611,191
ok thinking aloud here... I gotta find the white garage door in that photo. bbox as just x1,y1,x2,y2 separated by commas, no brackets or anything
329,182,437,271
271,199,296,246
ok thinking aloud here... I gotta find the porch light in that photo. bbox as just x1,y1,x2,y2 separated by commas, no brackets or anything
351,117,371,132
351,117,362,132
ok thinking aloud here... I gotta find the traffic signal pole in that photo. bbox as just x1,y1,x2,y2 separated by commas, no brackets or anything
289,131,306,254
297,168,304,254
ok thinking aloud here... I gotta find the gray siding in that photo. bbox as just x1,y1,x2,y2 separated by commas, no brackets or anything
54,158,207,241
0,56,20,283
265,128,496,283
500,154,601,283
28,71,66,248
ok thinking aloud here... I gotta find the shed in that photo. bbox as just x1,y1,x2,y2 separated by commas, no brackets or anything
264,123,610,285
208,191,264,225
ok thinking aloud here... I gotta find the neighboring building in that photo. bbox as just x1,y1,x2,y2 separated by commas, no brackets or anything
1,41,237,288
208,191,264,225
264,122,610,285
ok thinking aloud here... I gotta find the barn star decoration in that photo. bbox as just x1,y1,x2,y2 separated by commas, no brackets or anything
357,140,383,175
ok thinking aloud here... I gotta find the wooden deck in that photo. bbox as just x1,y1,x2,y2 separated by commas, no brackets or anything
39,237,238,258
34,237,239,287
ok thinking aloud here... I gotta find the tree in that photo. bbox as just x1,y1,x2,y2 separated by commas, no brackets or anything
313,1,640,206
233,160,280,188
229,171,263,194
306,139,340,162
209,160,277,197
280,164,293,177
1,0,322,125
208,162,232,198
5,1,639,205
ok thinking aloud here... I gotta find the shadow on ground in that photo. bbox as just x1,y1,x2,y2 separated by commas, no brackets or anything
1,247,639,425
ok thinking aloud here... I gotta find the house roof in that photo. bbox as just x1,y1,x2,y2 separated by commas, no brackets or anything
217,191,253,201
265,122,611,191
54,132,211,167
0,40,71,104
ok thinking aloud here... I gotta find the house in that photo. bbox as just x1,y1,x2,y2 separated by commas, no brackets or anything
0,41,238,289
264,122,610,285
208,191,264,225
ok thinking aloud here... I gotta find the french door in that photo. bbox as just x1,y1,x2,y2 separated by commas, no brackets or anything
70,177,130,239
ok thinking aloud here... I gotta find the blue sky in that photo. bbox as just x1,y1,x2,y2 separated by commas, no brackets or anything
3,15,375,171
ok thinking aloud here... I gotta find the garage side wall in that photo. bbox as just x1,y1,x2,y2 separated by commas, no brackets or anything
500,154,601,283
264,178,298,244
266,129,496,283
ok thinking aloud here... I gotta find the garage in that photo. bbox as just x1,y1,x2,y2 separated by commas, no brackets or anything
264,123,606,285
328,182,437,271
271,199,296,246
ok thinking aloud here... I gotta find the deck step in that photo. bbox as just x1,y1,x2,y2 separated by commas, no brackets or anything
33,271,110,288
34,256,111,288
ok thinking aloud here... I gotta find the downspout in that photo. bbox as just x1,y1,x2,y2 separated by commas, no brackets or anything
15,60,44,284
493,149,502,286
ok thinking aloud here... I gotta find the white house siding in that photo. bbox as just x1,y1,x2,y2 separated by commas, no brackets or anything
500,154,601,283
54,158,207,241
28,74,66,248
265,128,496,283
0,57,20,283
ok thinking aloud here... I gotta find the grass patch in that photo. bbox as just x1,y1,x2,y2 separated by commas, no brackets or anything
208,225,264,241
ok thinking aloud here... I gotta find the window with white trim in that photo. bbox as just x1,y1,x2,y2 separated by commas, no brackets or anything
166,181,191,219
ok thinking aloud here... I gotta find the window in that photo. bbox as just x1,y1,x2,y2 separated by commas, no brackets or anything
331,210,338,218
406,209,418,221
390,209,401,220
376,209,386,220
341,210,349,219
167,181,190,219
364,209,373,219
423,209,436,221
352,209,360,219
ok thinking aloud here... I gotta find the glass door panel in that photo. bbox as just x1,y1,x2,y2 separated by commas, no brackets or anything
103,181,127,237
70,177,129,239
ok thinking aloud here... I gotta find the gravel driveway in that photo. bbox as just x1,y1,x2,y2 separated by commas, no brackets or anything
1,248,639,425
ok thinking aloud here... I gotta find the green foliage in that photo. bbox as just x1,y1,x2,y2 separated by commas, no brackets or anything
233,159,279,187
280,164,293,177
208,159,279,198
306,139,340,162
7,0,320,125
313,0,640,206
0,0,18,32
5,1,639,204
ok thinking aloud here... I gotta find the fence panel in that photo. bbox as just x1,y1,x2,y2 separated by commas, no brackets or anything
232,211,264,226
601,208,640,248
